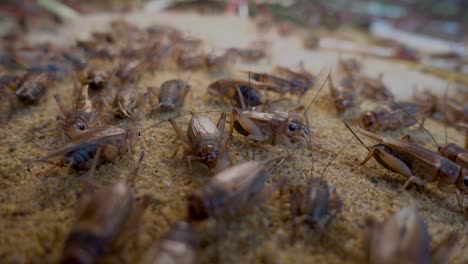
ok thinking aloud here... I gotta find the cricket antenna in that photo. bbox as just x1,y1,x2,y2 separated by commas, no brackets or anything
138,109,227,134
248,70,252,108
72,70,82,119
128,151,145,189
266,154,291,175
303,66,331,144
304,66,331,116
442,83,450,145
371,99,439,148
344,123,369,151
318,135,355,180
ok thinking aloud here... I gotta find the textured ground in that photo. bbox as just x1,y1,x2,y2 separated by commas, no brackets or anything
0,11,466,264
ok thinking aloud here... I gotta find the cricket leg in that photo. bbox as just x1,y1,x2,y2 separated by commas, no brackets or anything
87,146,102,179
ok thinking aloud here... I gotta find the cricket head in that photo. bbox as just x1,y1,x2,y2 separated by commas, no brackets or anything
284,113,310,146
361,111,379,131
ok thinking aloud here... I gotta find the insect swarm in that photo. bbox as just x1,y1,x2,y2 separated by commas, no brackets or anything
141,221,199,264
363,204,457,264
169,113,229,173
187,156,288,221
345,125,468,208
149,79,190,114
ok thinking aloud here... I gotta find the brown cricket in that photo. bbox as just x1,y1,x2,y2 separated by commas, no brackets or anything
337,57,362,76
207,78,267,109
15,72,51,104
177,53,206,70
438,143,468,168
229,67,329,147
289,176,342,240
60,154,147,264
289,137,349,240
228,47,266,62
149,79,190,114
412,89,442,120
246,70,301,96
328,73,360,114
230,108,311,147
364,204,457,264
359,74,394,101
82,67,111,92
35,125,140,176
273,64,316,96
169,113,229,173
141,221,199,264
54,71,102,142
113,82,147,119
187,156,288,221
205,50,232,72
361,101,432,132
346,125,468,207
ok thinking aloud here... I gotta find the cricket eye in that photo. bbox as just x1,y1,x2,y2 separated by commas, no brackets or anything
78,124,86,130
288,123,297,132
464,176,468,187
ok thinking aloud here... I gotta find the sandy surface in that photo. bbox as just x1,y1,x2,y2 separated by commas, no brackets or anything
0,11,466,264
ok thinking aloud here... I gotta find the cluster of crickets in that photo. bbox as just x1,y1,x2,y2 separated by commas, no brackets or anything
2,18,466,264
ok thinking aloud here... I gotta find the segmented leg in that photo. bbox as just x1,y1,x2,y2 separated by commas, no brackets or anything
87,146,102,179
231,108,269,143
235,85,246,109
217,112,227,136
186,155,205,171
169,118,192,150
363,146,413,178
135,92,148,120
403,176,427,189
360,148,377,165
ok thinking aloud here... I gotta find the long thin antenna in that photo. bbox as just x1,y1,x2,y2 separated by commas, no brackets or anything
304,66,331,116
319,135,355,179
303,66,331,142
248,70,252,108
72,70,82,119
367,99,439,148
344,123,369,151
139,109,227,134
442,84,450,145
128,151,145,189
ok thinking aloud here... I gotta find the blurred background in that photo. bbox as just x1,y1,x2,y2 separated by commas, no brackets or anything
1,0,467,41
